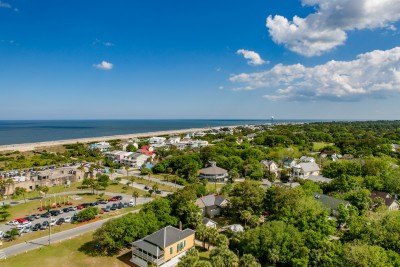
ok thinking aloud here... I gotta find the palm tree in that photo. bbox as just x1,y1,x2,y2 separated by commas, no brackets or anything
239,254,261,267
125,166,130,177
37,185,50,199
152,184,159,192
129,177,135,188
0,179,6,199
6,178,14,197
240,210,252,228
205,227,218,250
14,187,28,203
132,190,139,206
196,225,207,248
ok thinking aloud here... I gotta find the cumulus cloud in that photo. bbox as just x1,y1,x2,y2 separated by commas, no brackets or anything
266,0,400,56
236,49,267,66
230,47,400,101
93,61,113,70
0,1,11,8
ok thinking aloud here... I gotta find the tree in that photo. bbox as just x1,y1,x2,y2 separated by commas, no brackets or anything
178,248,213,267
240,210,252,228
210,246,239,267
239,254,261,267
128,177,136,188
206,227,219,250
37,185,50,199
77,207,99,221
7,228,19,240
215,234,229,248
82,178,97,194
229,181,265,216
132,190,139,206
152,184,159,193
97,174,110,190
343,243,399,267
0,204,11,221
14,187,27,203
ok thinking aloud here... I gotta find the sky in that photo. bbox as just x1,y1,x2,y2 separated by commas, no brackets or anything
0,0,400,120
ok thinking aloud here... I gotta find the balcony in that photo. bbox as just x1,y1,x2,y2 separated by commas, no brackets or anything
132,248,165,264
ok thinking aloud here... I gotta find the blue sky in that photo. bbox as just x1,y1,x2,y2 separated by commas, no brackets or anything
1,0,400,120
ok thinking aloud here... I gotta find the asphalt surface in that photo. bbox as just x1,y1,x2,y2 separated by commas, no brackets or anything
2,208,142,258
0,192,151,235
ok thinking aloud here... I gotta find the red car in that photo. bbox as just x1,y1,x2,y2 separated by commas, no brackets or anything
76,205,84,210
16,218,27,224
108,197,118,201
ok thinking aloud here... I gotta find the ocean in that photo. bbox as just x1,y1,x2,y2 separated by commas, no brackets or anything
0,119,316,146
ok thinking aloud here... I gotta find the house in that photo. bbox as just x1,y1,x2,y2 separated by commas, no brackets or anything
149,137,166,145
313,193,350,217
246,133,257,141
282,158,297,169
371,191,399,211
292,162,321,178
89,141,112,152
122,141,139,151
261,160,279,176
308,175,332,183
195,194,229,218
131,226,195,267
223,224,244,232
202,217,217,229
299,156,315,163
138,146,156,159
194,132,206,137
198,162,228,183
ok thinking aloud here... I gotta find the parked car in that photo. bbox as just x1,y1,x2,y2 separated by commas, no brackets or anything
50,210,61,216
63,208,70,213
69,206,77,211
90,202,98,206
144,185,150,190
105,205,111,212
81,203,90,208
41,221,49,230
6,220,19,226
98,199,108,204
117,202,123,209
155,190,162,194
25,216,36,221
56,218,65,225
64,216,72,223
123,202,129,208
17,222,32,229
33,214,41,219
76,205,84,210
110,203,117,210
32,223,41,231
50,218,57,226
21,226,31,233
115,195,123,200
41,212,51,218
108,197,118,202
16,218,27,224
0,230,5,239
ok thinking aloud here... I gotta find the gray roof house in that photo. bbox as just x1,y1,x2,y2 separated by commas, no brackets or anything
195,194,229,218
314,193,350,217
371,191,399,211
131,226,195,267
293,162,321,179
198,161,228,183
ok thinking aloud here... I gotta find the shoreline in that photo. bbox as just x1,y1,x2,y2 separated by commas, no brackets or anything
0,126,226,152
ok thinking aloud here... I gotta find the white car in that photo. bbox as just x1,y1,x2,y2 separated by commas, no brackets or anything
17,222,31,229
6,220,19,226
69,206,77,211
129,200,134,207
64,216,71,223
50,218,57,226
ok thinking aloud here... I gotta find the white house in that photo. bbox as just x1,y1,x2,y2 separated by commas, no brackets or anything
261,160,279,176
299,156,315,163
149,137,166,144
371,191,400,211
292,162,321,178
89,141,112,152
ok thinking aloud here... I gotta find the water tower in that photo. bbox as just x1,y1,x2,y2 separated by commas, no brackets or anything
271,116,274,125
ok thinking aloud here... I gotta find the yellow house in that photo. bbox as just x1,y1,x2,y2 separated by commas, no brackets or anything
131,226,195,267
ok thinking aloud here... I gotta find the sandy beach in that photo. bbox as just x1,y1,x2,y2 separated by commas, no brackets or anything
0,126,224,152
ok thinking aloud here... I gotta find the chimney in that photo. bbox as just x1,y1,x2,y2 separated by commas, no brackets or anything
179,221,182,230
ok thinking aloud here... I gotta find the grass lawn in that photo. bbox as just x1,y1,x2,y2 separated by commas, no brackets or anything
205,183,226,193
312,142,334,151
196,245,211,261
105,183,147,196
1,231,133,267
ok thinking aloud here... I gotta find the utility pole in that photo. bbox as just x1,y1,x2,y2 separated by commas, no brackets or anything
48,209,51,246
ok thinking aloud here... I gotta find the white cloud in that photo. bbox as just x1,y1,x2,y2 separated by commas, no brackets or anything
219,86,224,90
93,61,113,70
0,1,11,9
266,0,400,56
236,49,267,66
103,42,114,47
230,47,400,101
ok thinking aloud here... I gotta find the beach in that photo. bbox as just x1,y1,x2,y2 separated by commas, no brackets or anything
0,126,222,152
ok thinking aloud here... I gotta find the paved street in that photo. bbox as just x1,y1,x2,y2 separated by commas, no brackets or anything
2,208,141,258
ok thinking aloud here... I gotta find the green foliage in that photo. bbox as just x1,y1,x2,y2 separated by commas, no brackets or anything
210,246,239,267
322,161,362,178
141,198,178,227
0,204,11,221
228,181,265,215
239,254,261,267
77,207,99,221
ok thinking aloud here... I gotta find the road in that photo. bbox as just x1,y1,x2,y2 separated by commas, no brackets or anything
1,208,142,258
0,192,151,234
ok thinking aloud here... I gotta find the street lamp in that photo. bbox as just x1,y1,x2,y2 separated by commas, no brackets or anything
47,209,51,246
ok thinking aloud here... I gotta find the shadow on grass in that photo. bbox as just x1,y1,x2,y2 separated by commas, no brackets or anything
78,240,104,257
117,250,134,266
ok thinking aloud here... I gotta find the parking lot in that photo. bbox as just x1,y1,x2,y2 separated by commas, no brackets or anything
0,193,149,240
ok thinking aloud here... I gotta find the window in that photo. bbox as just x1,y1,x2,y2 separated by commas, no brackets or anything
184,240,186,247
170,247,173,254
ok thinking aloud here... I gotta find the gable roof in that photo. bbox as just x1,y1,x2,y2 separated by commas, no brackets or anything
132,226,195,252
371,191,398,207
296,162,320,172
314,193,349,210
195,194,228,208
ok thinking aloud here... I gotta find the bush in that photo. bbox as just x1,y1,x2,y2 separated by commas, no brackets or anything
77,207,99,222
